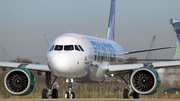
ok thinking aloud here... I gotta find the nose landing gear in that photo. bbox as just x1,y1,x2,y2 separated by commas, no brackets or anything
65,78,75,99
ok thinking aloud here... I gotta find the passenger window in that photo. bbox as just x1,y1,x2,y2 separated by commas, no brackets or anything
64,45,74,51
78,45,84,51
54,45,63,51
48,45,55,51
75,45,80,51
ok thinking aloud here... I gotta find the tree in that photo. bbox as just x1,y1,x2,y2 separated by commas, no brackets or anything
125,57,137,64
10,57,39,64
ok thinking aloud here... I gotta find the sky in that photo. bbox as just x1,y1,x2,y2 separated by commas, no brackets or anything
0,0,180,64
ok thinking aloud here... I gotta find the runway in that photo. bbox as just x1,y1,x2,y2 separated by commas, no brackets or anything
0,99,179,101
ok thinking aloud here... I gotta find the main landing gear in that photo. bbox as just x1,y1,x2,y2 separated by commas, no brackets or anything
41,72,75,99
119,72,139,99
123,85,139,99
65,78,75,99
42,72,58,99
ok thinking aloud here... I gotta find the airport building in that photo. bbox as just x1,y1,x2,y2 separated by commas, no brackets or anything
162,18,180,86
170,18,180,59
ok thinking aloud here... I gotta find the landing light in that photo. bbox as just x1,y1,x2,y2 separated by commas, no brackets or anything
66,79,69,83
71,78,74,83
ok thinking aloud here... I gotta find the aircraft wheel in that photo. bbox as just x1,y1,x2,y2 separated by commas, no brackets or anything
71,92,75,99
133,91,139,99
42,89,48,99
65,92,69,99
123,89,129,99
52,88,58,98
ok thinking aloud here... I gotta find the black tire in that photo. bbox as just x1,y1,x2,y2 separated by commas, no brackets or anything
123,89,129,99
65,92,69,99
52,88,58,98
133,91,139,99
42,89,48,99
71,92,75,99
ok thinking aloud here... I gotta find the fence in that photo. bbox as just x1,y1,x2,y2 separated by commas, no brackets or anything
0,86,180,99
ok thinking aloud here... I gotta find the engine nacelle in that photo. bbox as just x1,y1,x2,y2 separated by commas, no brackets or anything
4,68,35,95
130,67,161,95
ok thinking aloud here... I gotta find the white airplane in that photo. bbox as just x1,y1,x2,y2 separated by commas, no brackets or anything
0,0,180,99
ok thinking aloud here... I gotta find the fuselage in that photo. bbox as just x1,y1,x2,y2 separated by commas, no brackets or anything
46,33,124,81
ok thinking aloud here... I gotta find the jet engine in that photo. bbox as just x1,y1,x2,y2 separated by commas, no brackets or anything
4,68,35,95
130,67,161,95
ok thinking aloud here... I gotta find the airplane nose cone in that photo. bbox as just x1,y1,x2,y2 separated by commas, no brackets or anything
50,53,72,73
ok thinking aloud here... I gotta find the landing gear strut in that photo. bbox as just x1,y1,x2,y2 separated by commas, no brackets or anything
65,78,75,99
42,72,58,99
119,71,139,99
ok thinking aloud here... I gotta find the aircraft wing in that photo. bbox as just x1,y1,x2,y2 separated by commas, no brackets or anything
0,61,50,71
123,46,176,55
107,60,180,72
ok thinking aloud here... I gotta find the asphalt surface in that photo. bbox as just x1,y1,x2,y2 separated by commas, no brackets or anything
0,99,179,101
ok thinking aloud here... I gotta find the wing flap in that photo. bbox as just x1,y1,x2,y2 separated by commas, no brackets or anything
108,63,143,72
26,64,50,71
152,61,180,68
107,60,180,72
124,46,176,55
0,62,21,68
0,62,50,71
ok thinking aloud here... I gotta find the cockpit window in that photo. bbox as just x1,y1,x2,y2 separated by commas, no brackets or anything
78,45,84,51
64,45,74,51
54,45,63,51
48,45,55,51
75,45,80,51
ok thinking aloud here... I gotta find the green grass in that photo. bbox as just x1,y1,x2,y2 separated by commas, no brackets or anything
0,86,180,99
